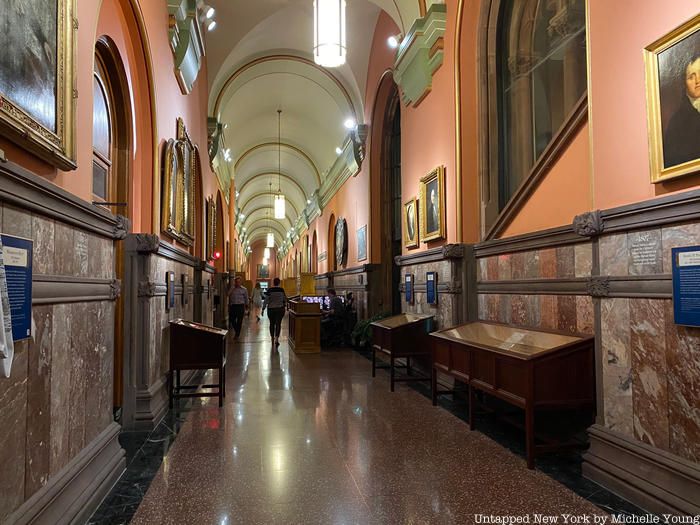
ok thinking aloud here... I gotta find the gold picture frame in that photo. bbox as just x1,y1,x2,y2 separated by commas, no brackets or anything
0,0,76,170
419,166,446,243
403,197,419,248
644,13,700,183
162,118,196,245
206,196,217,260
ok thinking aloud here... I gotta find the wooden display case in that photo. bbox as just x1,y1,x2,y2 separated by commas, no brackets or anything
371,313,434,392
288,298,322,353
430,321,595,468
169,319,228,407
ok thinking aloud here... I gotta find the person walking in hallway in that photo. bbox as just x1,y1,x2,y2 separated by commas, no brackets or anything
251,282,264,322
228,276,249,339
263,277,287,346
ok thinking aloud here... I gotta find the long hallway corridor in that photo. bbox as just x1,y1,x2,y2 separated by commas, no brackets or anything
126,317,605,524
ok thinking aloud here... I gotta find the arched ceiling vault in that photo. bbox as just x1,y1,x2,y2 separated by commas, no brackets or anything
242,206,294,231
240,192,301,219
206,0,433,243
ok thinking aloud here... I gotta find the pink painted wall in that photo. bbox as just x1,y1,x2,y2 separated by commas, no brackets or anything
0,0,229,246
589,1,700,211
250,241,278,283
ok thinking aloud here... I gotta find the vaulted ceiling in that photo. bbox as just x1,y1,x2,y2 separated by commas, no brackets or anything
206,0,428,249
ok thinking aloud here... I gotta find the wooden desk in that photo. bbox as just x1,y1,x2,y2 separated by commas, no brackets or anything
288,298,322,353
371,313,434,392
169,319,228,407
430,321,594,468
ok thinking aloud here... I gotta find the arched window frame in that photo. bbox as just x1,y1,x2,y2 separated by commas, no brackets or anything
92,62,113,202
478,0,589,239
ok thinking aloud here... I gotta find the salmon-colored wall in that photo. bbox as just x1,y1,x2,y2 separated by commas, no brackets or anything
500,124,592,238
0,0,229,248
589,0,700,210
250,241,278,283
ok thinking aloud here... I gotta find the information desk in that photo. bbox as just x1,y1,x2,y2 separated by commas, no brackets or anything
169,319,228,407
430,321,594,469
371,313,434,392
288,298,323,353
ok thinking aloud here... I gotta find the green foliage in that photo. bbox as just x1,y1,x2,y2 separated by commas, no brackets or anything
351,312,391,348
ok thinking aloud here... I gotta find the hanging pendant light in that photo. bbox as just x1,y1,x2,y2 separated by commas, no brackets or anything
274,109,286,219
313,0,346,67
264,247,271,259
267,183,275,248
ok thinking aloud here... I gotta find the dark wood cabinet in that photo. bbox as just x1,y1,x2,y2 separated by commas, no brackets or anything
169,319,228,407
371,313,434,391
430,321,595,469
288,298,322,353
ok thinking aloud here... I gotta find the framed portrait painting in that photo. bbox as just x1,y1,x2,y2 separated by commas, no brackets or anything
258,264,270,279
0,0,76,170
357,225,367,262
419,166,446,243
403,197,418,248
645,13,700,182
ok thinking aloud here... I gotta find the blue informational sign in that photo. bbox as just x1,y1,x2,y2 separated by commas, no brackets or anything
405,274,413,304
672,246,700,327
426,271,437,305
1,235,33,341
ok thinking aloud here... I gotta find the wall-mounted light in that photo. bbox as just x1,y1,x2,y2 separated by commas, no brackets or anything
344,118,356,130
207,20,217,32
335,147,343,155
387,35,402,49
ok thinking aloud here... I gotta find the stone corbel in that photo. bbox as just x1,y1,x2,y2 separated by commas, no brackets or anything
573,210,604,237
441,243,464,259
110,279,122,300
134,234,160,253
113,215,131,240
587,276,610,298
207,117,222,163
352,124,369,167
138,281,158,297
167,0,205,95
392,3,447,107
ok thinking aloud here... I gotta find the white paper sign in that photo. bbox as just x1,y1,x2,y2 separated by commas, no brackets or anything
678,251,700,267
0,237,15,377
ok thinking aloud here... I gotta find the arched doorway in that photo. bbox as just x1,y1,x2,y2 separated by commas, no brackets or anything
94,36,133,416
312,230,318,273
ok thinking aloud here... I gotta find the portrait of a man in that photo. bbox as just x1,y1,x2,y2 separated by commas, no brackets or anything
404,198,418,248
645,15,700,182
419,166,445,243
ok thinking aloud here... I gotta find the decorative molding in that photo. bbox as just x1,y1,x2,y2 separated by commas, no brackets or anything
353,124,369,166
474,226,583,258
477,278,589,296
395,244,466,266
0,160,120,239
125,234,201,268
331,264,379,278
167,0,205,95
583,424,700,515
573,210,604,237
32,276,121,304
130,234,160,253
606,275,672,299
137,281,167,298
586,276,610,298
113,215,131,240
601,187,700,234
7,423,125,525
393,3,447,107
484,94,588,240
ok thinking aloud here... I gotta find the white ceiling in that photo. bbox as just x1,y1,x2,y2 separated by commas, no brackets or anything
204,0,425,247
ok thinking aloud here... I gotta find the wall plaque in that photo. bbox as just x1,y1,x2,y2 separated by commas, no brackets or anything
1,234,33,341
426,271,438,305
672,246,700,327
629,231,662,274
405,273,414,304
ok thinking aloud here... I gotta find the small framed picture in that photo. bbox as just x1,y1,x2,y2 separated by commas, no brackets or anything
403,197,419,248
644,14,700,182
419,166,446,243
357,224,367,261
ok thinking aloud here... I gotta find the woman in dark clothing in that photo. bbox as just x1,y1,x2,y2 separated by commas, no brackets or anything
263,278,287,346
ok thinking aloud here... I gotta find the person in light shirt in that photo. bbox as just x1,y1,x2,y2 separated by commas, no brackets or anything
227,276,249,339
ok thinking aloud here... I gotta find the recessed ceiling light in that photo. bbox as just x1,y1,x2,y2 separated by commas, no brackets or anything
387,35,399,49
205,7,215,19
335,147,343,155
344,118,356,130
207,20,217,31
307,199,311,204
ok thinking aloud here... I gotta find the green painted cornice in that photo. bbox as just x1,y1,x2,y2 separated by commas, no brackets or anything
167,0,205,95
392,3,446,107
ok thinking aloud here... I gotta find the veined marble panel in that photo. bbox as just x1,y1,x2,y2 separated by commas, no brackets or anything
32,215,55,275
600,234,628,277
50,304,72,475
556,245,575,278
661,222,700,273
574,244,593,278
539,248,557,279
497,254,512,280
576,296,594,335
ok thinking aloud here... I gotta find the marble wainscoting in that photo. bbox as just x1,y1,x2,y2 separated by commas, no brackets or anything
0,161,125,524
396,244,474,331
122,235,206,431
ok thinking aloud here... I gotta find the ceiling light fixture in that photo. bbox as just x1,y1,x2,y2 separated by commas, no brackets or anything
344,118,356,130
264,247,271,259
387,35,401,49
274,109,286,219
335,147,343,155
205,6,215,19
207,19,217,32
313,0,346,67
267,183,275,248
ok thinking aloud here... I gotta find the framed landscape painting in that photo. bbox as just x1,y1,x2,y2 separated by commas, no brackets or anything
645,13,700,182
0,0,76,169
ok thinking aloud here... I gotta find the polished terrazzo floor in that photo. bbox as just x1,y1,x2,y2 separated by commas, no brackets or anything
90,315,632,525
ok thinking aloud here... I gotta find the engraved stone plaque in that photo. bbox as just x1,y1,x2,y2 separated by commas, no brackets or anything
628,230,662,275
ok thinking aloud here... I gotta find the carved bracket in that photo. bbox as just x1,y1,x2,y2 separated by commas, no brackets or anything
109,279,122,300
573,210,604,237
138,281,158,297
442,244,465,259
587,276,610,298
352,124,369,166
134,234,160,253
113,215,131,240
